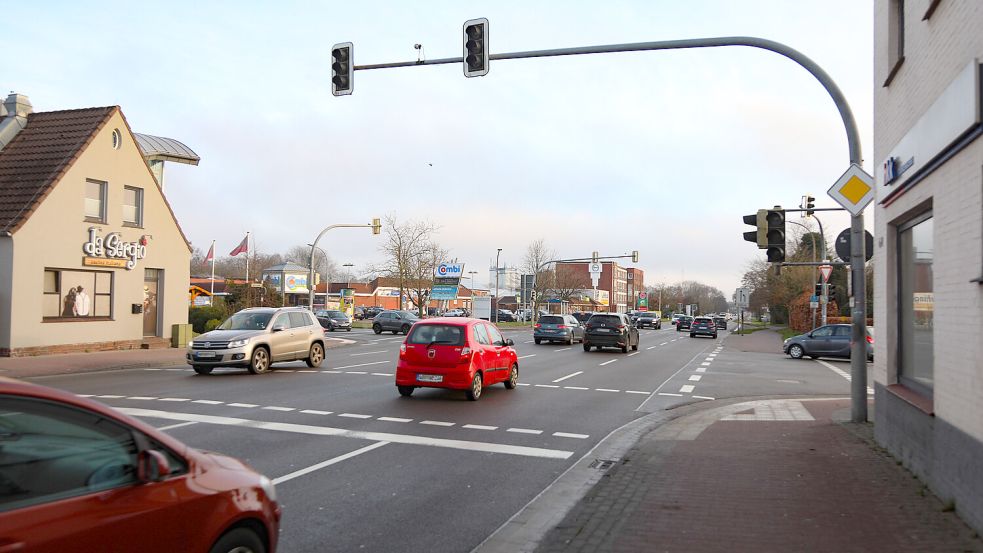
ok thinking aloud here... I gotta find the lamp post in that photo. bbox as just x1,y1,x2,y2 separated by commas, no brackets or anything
308,219,381,310
494,249,502,323
342,263,354,288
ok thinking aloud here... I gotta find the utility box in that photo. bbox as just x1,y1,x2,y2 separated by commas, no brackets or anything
171,323,193,348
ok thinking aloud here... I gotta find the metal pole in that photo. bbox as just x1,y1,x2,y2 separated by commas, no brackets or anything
308,222,378,311
495,249,502,323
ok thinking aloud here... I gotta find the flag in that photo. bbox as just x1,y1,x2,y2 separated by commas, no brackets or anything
229,234,249,257
204,242,214,263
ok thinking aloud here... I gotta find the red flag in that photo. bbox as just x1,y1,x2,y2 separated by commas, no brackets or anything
229,235,249,257
204,242,215,263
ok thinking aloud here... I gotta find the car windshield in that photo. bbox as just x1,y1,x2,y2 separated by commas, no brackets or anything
218,312,272,330
398,311,420,320
407,324,465,346
326,312,348,319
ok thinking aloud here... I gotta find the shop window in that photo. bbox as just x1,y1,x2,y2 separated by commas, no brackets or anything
122,186,143,227
84,179,106,222
898,213,933,394
42,268,113,320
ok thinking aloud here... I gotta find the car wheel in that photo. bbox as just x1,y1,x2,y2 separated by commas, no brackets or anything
788,344,805,359
346,327,352,332
567,334,574,346
391,329,399,334
373,324,383,334
621,344,629,353
712,333,718,339
690,333,696,338
535,338,541,345
192,365,213,375
631,342,638,351
810,355,819,359
466,373,483,401
306,343,324,368
583,343,591,352
208,527,265,553
504,364,518,389
397,385,415,397
401,324,411,335
247,347,271,374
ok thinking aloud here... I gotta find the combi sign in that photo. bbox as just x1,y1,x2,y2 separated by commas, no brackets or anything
434,263,465,278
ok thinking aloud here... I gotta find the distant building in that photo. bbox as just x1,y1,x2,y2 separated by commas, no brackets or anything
555,262,632,313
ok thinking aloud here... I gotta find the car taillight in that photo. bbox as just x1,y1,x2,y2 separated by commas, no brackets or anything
866,335,874,344
461,347,472,357
399,344,406,354
617,325,626,330
534,324,541,329
556,324,566,329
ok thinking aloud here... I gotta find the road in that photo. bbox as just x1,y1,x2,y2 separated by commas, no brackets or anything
32,324,859,553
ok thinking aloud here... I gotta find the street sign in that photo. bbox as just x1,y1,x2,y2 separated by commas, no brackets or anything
434,263,465,278
828,164,875,216
735,287,749,306
819,264,833,282
588,262,602,274
430,284,459,300
835,228,874,263
810,301,819,309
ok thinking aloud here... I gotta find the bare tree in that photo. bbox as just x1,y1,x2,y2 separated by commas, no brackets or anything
521,238,556,314
376,215,444,316
551,264,591,303
285,245,338,286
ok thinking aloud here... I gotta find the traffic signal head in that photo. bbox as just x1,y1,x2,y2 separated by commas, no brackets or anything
631,250,639,263
463,18,489,77
331,42,353,96
742,210,767,249
371,218,381,235
828,284,838,304
765,208,786,263
805,195,816,216
592,251,599,263
814,283,823,298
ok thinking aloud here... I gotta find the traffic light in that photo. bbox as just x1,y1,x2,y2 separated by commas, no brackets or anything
814,283,822,298
804,195,816,216
592,251,599,263
631,250,639,263
828,284,838,304
765,208,786,263
742,210,767,249
331,42,353,96
463,18,489,77
371,218,381,235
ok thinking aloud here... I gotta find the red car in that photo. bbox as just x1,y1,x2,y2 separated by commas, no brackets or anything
0,377,281,553
395,317,519,400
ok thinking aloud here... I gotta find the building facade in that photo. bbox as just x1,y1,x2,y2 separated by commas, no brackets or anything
0,95,193,356
555,262,633,313
873,0,983,533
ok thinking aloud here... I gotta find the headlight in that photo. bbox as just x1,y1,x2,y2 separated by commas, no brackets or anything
187,341,194,348
258,475,277,502
228,339,248,348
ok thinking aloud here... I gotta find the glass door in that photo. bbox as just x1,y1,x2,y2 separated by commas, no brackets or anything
143,269,160,337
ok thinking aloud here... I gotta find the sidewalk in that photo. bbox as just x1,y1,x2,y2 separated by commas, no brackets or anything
528,398,983,553
726,324,785,353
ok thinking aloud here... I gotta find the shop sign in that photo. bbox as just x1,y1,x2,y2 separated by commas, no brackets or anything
82,227,148,270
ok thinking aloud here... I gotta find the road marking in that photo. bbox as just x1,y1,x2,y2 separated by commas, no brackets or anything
659,393,683,397
627,352,639,357
420,420,455,427
378,417,412,423
158,421,198,431
192,399,223,405
332,361,390,370
517,383,531,386
552,432,589,439
371,372,394,376
339,413,373,419
695,367,707,373
680,385,695,393
321,370,341,374
351,350,387,356
535,384,560,388
722,399,815,421
815,359,874,394
692,395,716,400
517,354,536,360
262,406,295,412
159,398,190,402
626,390,649,395
647,346,657,350
524,340,535,344
128,396,157,400
552,371,583,383
301,410,333,415
278,370,295,373
97,394,125,399
273,441,390,485
599,359,617,366
700,362,711,366
463,424,499,431
660,342,668,346
298,370,317,373
507,428,543,435
554,348,572,353
227,403,258,408
563,386,589,390
596,388,620,393
346,371,368,375
707,354,716,358
688,375,702,382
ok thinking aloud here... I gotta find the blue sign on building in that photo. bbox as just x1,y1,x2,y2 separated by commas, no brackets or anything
431,285,460,300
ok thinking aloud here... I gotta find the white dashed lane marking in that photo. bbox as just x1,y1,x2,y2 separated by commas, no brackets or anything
420,420,455,427
517,354,537,360
599,359,617,366
339,413,373,419
507,428,543,435
552,371,583,383
301,410,333,415
262,406,295,412
350,351,387,357
227,403,258,408
463,424,498,431
377,417,411,423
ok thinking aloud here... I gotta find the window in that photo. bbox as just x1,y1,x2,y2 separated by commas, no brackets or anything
884,0,905,86
812,326,834,337
111,128,122,150
288,312,311,328
898,213,934,393
485,324,505,346
43,269,112,319
272,314,290,329
473,324,490,345
84,179,106,222
407,324,465,346
833,326,851,337
122,186,143,227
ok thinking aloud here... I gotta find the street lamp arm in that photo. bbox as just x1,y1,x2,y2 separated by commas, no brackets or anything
308,222,380,310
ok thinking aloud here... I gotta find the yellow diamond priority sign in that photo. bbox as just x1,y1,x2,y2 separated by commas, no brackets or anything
828,164,875,216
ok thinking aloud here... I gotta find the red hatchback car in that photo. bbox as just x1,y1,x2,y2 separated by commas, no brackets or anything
0,377,280,553
396,318,519,400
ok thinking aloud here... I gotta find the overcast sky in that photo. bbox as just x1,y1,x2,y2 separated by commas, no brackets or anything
4,1,873,295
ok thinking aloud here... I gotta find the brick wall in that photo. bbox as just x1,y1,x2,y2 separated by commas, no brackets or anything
1,337,169,357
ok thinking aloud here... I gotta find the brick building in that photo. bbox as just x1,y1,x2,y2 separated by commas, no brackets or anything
556,262,639,313
873,0,983,534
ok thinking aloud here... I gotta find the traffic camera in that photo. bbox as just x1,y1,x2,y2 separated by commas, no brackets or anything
463,18,489,77
331,43,353,96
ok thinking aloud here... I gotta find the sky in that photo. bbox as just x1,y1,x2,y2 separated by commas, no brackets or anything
3,1,874,295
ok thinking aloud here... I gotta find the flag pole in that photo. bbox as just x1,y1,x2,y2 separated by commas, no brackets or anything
209,240,216,305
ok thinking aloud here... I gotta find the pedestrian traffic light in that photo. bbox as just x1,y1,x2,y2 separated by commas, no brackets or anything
463,18,489,77
765,208,786,263
742,210,767,249
631,250,639,263
331,42,353,96
805,195,816,216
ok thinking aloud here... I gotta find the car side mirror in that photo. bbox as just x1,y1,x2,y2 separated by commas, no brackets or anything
137,449,171,483
506,338,514,346
272,324,287,332
807,332,814,338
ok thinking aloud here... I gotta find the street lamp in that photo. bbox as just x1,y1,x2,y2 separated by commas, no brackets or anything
494,248,502,323
342,263,354,287
468,270,478,290
308,218,381,310
307,243,330,309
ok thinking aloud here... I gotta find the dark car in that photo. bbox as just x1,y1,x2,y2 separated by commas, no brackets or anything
583,313,639,353
353,307,366,320
495,309,516,322
636,312,661,329
0,377,281,553
689,316,718,339
712,317,727,330
372,310,420,335
676,315,694,331
572,312,593,325
362,306,384,319
315,309,352,331
783,324,874,361
534,314,585,345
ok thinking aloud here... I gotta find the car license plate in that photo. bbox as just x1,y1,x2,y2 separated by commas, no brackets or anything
597,328,609,332
416,374,443,383
196,352,216,359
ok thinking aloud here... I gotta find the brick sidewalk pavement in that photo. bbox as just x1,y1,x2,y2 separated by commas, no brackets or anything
535,398,983,553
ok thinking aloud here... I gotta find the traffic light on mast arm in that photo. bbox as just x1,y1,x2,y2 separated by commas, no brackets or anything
463,18,489,77
331,42,353,96
742,210,767,249
805,195,816,216
765,208,786,263
828,284,838,304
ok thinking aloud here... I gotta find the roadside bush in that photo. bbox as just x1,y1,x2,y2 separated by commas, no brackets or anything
204,319,222,332
189,305,228,333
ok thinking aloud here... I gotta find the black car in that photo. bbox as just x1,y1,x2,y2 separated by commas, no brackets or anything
712,317,727,330
495,309,516,322
372,310,420,335
315,309,352,331
583,313,639,353
636,312,661,329
676,315,694,331
363,306,384,319
689,317,717,339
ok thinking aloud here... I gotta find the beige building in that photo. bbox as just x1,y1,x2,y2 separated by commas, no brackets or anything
873,0,983,533
0,93,195,356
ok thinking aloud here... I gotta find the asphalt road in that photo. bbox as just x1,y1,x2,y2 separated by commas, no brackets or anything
33,324,860,553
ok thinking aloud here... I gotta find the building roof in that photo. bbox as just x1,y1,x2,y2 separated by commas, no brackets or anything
134,133,200,165
0,107,114,233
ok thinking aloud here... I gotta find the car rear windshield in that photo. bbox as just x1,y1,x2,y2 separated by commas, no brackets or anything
540,316,564,324
589,315,623,326
407,324,466,346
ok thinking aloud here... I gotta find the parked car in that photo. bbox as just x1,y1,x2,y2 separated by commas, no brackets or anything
583,312,639,353
395,318,518,401
495,309,516,322
636,312,662,329
783,324,874,361
690,316,718,339
372,310,420,335
352,306,366,320
362,306,384,319
315,309,352,332
675,315,694,331
444,308,466,317
712,316,727,330
188,307,326,374
534,314,585,345
0,377,281,553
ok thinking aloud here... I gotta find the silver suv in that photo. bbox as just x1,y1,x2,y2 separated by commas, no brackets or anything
188,307,326,375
